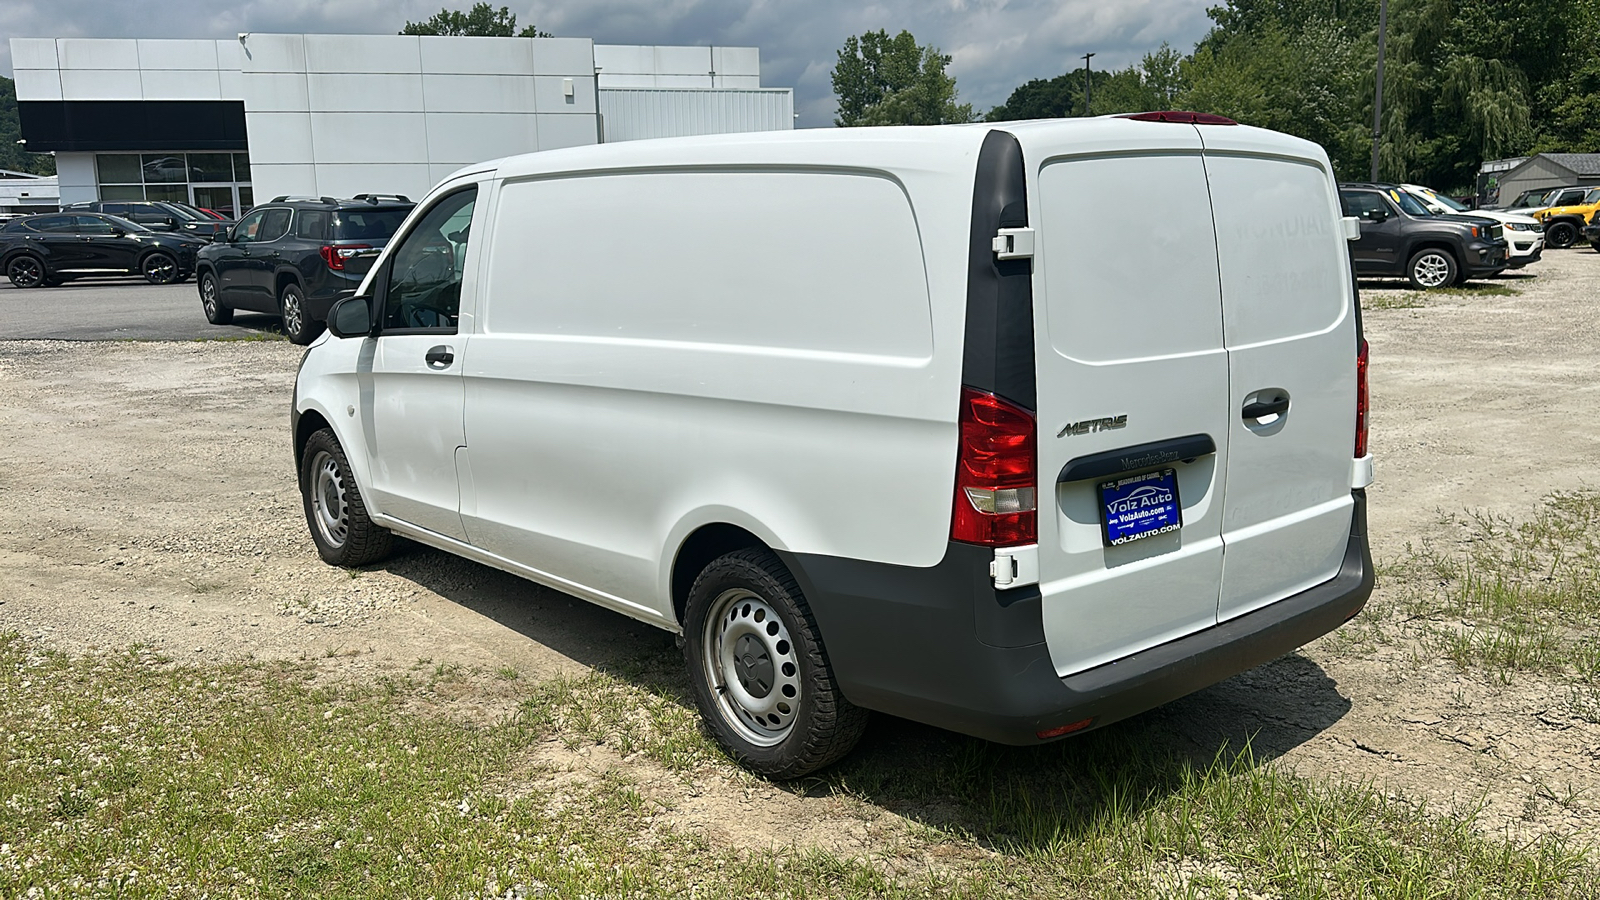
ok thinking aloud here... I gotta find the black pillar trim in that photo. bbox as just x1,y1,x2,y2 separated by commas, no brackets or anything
961,129,1037,411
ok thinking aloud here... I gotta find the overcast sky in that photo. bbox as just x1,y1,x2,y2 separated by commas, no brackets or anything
0,0,1217,127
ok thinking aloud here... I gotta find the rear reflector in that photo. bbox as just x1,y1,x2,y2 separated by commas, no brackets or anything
1037,718,1094,740
1355,339,1369,458
1118,111,1239,126
320,244,372,271
951,387,1037,547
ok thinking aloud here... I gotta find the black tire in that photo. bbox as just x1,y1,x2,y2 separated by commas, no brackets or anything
1589,241,1600,253
1406,247,1457,290
280,282,322,345
198,270,233,325
683,548,868,779
141,251,179,285
299,428,392,567
1545,220,1577,249
6,254,46,288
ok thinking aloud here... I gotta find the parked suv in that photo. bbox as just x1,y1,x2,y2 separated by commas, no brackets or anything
195,194,414,344
1583,209,1600,252
1530,187,1600,249
65,200,229,238
1339,183,1509,288
0,212,208,286
1400,184,1543,268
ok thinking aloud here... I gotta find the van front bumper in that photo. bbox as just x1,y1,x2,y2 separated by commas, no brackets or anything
781,490,1373,745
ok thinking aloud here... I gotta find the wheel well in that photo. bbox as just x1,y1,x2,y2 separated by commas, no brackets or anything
276,271,301,298
1546,215,1583,229
1410,241,1458,263
294,409,331,472
671,524,765,624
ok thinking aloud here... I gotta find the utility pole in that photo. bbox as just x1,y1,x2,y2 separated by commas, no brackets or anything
1082,52,1096,117
1370,0,1388,181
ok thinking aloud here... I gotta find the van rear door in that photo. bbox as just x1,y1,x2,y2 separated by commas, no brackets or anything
1198,131,1358,621
1023,121,1233,677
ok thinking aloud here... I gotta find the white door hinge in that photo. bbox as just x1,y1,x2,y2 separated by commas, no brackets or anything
991,545,1039,589
992,227,1035,260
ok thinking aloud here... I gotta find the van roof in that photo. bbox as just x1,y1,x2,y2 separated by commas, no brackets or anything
487,117,1326,183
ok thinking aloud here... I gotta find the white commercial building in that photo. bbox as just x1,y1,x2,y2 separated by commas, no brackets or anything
10,34,793,214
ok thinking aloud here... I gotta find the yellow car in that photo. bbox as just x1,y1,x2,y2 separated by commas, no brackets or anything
1532,187,1600,248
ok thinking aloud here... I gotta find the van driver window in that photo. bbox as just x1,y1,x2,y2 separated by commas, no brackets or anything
382,187,477,332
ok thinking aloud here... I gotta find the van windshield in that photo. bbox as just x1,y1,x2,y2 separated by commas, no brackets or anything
332,208,411,241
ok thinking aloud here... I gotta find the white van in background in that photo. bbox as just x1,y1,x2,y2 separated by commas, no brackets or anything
291,114,1375,778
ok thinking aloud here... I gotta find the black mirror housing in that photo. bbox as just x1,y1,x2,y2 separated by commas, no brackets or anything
327,296,374,339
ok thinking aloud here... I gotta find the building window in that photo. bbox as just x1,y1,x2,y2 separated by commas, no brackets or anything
94,151,253,218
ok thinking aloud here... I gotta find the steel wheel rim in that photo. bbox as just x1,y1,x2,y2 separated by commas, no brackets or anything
1414,254,1451,288
9,257,42,288
702,588,802,747
144,254,175,283
200,276,218,316
309,450,348,548
283,290,303,336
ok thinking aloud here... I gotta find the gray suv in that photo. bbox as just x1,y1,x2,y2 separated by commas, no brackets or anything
1339,183,1509,289
194,194,413,343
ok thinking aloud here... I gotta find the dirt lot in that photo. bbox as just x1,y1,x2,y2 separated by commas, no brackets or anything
3,248,1600,854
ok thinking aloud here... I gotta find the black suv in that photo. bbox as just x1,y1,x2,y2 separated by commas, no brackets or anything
0,212,209,287
195,194,414,344
1339,183,1509,289
65,200,229,238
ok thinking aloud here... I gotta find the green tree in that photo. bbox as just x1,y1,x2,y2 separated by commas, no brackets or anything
401,3,550,37
831,30,973,126
0,77,55,176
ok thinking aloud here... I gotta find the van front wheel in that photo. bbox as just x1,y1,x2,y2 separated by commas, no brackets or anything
299,428,392,567
683,548,868,779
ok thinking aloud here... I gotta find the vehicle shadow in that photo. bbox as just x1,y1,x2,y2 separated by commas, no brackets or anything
374,541,1353,853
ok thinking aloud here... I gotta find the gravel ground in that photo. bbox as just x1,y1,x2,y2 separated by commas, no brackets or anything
2,247,1600,848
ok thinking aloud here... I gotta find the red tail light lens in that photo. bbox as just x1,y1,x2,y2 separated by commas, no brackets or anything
320,244,371,271
951,388,1037,547
1355,339,1369,458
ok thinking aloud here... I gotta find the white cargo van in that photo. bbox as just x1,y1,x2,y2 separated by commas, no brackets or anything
292,113,1375,778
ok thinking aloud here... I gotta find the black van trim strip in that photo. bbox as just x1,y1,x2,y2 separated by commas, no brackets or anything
961,129,1036,411
1057,433,1216,484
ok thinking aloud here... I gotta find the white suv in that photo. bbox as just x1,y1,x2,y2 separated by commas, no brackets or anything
1401,184,1544,268
292,116,1374,777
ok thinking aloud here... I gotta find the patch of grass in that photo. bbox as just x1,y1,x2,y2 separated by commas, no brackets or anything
1,632,1592,898
1362,283,1518,310
1388,491,1600,679
1363,293,1429,310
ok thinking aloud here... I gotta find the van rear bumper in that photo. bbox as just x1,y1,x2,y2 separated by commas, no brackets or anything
780,490,1372,745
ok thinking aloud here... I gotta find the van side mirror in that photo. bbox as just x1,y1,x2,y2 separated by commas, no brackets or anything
327,296,374,339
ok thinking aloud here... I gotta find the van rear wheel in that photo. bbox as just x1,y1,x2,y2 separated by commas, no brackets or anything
683,548,868,779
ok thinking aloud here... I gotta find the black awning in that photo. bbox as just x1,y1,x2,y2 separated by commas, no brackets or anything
17,100,248,152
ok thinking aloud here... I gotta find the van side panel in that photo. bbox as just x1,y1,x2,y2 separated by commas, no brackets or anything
461,168,947,615
1032,149,1233,677
1201,150,1357,621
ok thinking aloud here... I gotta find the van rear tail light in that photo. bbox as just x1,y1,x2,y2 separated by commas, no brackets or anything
951,387,1037,547
320,244,371,271
1037,718,1094,740
1355,340,1369,458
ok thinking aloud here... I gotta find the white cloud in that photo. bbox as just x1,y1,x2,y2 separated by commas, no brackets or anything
0,0,1215,126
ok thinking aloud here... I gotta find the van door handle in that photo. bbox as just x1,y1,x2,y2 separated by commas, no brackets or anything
1242,395,1290,420
425,345,454,369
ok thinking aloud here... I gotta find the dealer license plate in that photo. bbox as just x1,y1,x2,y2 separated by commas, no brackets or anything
1098,468,1182,546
